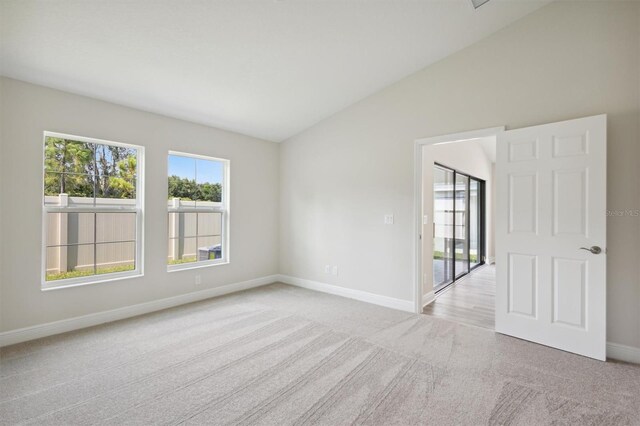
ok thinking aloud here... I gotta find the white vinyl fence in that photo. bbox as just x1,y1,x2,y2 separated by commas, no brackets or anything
45,196,136,274
45,196,222,275
167,199,223,262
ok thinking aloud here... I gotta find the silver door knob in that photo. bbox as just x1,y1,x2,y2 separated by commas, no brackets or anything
580,246,602,254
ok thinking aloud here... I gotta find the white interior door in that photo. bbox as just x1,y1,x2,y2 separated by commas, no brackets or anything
495,115,607,360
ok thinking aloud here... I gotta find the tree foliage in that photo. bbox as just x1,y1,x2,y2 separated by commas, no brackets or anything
44,137,137,199
168,175,222,202
44,137,221,202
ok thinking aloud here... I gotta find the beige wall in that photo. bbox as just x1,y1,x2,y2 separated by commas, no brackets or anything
0,78,4,329
280,1,640,349
422,139,495,297
0,77,279,332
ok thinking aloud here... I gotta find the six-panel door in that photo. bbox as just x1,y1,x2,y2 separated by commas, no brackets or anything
496,115,607,360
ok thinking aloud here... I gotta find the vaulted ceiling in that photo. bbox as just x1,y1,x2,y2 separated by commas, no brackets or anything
0,0,550,142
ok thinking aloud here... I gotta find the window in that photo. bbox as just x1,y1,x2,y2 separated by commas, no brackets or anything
167,152,229,271
42,132,144,289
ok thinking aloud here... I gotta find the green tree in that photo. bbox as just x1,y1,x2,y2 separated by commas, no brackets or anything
44,137,94,196
108,156,137,198
168,175,221,202
199,182,222,202
44,137,137,199
96,145,137,198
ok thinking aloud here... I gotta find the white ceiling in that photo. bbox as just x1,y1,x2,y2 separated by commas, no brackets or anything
0,0,549,142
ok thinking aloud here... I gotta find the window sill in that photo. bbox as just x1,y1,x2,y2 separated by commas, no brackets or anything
167,260,229,273
41,271,143,291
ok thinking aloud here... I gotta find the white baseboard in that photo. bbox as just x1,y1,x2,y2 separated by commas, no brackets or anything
277,275,414,313
607,342,640,364
0,275,278,348
422,291,435,308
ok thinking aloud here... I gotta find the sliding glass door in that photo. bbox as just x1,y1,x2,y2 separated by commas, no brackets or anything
433,164,484,293
469,179,481,269
433,166,455,289
454,174,469,279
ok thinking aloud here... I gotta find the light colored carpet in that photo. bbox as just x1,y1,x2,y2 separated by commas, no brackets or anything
1,283,639,425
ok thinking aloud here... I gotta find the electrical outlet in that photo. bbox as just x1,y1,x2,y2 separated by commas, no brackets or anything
324,265,331,274
195,274,202,286
384,214,394,225
332,266,338,276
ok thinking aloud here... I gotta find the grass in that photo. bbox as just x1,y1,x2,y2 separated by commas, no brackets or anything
433,251,478,262
46,264,135,281
49,252,222,281
167,256,197,265
167,252,221,265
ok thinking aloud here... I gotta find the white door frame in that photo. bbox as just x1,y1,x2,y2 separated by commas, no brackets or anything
413,126,505,314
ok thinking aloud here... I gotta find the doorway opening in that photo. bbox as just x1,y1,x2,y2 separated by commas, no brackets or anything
413,126,503,329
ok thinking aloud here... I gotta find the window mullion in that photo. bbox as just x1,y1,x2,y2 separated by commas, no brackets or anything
93,212,97,276
168,208,226,213
45,207,138,213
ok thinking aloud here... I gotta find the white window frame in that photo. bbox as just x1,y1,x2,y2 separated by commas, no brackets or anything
167,151,230,272
41,131,145,291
